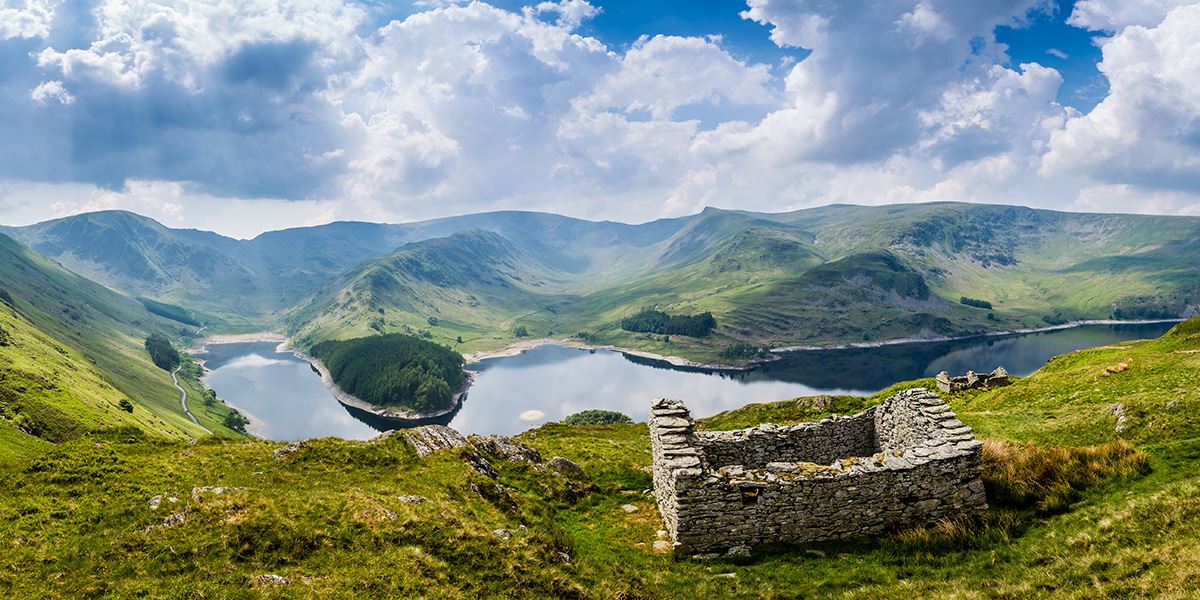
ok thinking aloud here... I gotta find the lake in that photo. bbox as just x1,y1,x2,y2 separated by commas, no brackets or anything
199,322,1178,440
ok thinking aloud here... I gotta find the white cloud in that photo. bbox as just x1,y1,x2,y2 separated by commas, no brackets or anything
0,0,58,40
1073,183,1200,215
1,0,1198,236
532,0,599,31
1068,0,1196,31
30,80,73,104
1042,4,1200,192
575,34,775,120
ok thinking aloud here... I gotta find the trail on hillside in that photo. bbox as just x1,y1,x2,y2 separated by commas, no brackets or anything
173,366,211,434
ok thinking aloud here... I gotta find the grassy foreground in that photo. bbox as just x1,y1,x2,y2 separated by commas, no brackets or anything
1,320,1199,597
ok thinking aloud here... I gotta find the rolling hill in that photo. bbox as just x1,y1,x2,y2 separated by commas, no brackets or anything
6,203,1200,361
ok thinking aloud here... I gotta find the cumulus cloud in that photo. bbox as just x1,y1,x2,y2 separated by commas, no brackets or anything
0,0,58,40
0,0,1197,236
531,0,599,31
1067,0,1196,30
1042,4,1200,192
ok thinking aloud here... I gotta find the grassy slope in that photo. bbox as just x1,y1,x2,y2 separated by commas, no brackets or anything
2,320,1198,597
0,234,243,442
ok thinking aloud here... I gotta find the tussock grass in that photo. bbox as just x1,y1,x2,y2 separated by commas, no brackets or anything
981,439,1151,514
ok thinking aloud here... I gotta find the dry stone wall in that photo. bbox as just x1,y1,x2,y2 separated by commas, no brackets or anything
649,389,987,556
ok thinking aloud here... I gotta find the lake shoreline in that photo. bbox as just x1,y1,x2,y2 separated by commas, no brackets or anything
461,318,1186,373
769,318,1186,353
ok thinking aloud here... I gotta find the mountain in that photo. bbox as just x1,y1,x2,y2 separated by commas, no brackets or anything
286,230,576,348
0,233,240,451
7,203,1200,362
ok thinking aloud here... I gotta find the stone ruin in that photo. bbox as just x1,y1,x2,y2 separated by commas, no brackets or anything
936,367,1010,393
649,389,988,557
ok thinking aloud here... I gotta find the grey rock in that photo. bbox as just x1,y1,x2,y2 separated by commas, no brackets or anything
397,495,427,504
403,425,468,458
547,456,587,479
255,574,290,585
470,434,542,463
272,441,306,460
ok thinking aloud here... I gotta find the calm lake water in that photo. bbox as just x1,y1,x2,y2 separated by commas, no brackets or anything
199,322,1177,440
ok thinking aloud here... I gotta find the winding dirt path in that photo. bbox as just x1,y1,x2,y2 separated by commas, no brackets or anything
173,366,212,434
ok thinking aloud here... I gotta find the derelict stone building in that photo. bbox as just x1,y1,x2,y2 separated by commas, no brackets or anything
649,388,988,556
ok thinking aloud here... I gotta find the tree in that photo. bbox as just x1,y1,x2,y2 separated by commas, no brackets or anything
456,336,464,344
223,410,250,434
118,399,134,413
513,325,529,337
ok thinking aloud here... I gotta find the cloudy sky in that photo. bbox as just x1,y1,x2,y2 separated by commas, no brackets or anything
0,0,1197,238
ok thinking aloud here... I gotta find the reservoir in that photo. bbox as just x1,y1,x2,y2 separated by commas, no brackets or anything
199,321,1177,440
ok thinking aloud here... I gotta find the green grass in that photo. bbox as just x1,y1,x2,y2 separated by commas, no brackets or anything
2,319,1200,597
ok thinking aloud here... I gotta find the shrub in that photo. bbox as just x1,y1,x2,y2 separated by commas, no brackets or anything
118,399,134,413
981,439,1151,514
513,325,529,337
0,325,10,347
562,410,632,426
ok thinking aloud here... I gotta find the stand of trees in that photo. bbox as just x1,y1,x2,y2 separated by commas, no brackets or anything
960,296,993,310
619,309,716,337
310,333,467,413
144,333,181,371
141,299,201,327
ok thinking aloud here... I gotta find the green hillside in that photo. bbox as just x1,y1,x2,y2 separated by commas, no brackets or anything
285,230,577,351
1,319,1197,597
7,203,1200,363
0,233,244,444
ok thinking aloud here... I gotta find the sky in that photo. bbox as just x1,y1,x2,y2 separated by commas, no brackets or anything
0,0,1197,238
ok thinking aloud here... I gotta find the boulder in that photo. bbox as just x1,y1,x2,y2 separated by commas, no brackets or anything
547,456,587,479
402,425,468,458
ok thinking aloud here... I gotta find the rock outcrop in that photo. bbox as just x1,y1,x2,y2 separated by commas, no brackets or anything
401,425,469,458
649,389,987,556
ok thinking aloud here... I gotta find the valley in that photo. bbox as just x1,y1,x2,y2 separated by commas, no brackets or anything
4,203,1198,370
1,203,1199,598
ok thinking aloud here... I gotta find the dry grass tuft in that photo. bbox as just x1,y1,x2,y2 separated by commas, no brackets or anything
981,439,1150,514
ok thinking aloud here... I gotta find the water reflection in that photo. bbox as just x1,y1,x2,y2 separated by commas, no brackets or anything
197,342,379,441
199,322,1177,440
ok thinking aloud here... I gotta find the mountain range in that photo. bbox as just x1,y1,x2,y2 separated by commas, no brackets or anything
4,202,1197,365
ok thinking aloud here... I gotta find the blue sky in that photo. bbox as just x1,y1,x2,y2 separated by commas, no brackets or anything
0,0,1197,237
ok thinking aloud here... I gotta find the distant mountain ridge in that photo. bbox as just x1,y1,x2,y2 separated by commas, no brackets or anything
5,202,1199,362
